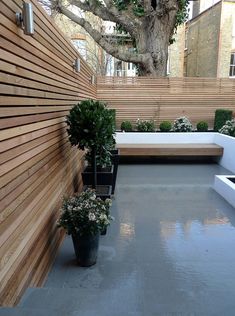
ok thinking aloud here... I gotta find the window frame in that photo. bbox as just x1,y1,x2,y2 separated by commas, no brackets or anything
229,52,235,77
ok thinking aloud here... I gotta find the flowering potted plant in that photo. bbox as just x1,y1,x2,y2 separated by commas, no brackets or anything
57,189,113,266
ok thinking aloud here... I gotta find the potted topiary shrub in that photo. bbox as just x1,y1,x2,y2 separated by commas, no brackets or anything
66,100,116,198
58,189,113,266
159,121,172,132
82,108,119,195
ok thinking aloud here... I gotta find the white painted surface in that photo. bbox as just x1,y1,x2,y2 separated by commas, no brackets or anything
214,176,235,208
116,131,235,207
116,132,216,144
214,134,235,174
115,131,235,173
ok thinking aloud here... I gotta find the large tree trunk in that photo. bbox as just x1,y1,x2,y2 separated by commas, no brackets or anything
136,16,175,76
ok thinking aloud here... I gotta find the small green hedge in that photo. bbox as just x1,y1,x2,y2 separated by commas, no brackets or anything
121,120,133,132
214,109,233,131
159,121,172,132
136,119,155,132
196,121,208,132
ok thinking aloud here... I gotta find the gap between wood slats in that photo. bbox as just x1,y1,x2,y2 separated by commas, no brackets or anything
0,24,77,82
0,73,79,98
0,131,69,177
2,0,94,78
0,152,82,296
0,111,69,130
0,61,81,94
0,135,68,189
3,0,76,64
0,140,70,200
0,148,81,251
0,48,79,89
0,162,79,304
0,126,67,164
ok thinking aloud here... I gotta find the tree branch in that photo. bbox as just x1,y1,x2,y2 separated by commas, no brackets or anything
68,0,139,36
143,0,153,16
57,4,146,63
68,0,115,22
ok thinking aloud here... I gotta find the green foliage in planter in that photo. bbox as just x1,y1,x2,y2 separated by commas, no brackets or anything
85,145,114,167
214,109,232,131
58,189,113,236
196,121,208,132
109,109,116,130
121,120,133,132
66,100,115,166
159,121,172,132
136,119,155,132
219,119,235,137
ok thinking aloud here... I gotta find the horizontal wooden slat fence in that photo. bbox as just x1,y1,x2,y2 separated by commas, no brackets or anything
97,77,235,129
0,0,96,306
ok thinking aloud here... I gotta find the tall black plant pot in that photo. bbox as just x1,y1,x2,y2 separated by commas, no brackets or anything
72,233,100,267
82,165,114,186
111,149,120,194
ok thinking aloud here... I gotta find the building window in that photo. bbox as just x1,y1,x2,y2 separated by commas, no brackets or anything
72,39,86,59
230,53,235,77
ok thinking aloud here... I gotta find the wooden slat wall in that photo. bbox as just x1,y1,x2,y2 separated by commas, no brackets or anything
97,77,235,129
0,0,96,306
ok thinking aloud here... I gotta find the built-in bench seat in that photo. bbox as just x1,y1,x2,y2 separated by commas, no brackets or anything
116,143,224,157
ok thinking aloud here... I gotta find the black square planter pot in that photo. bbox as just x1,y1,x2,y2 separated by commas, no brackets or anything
82,165,114,186
110,149,120,195
82,149,120,195
83,185,112,201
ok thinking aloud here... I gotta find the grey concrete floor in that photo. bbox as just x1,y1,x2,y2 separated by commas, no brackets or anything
44,163,235,315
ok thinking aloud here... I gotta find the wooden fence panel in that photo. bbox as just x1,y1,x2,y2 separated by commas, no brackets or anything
97,77,235,129
0,0,96,306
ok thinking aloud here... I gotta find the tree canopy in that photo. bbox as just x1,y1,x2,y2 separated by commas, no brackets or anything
44,0,189,76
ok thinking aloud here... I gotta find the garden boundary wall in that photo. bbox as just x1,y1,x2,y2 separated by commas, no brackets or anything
0,0,96,306
97,77,235,129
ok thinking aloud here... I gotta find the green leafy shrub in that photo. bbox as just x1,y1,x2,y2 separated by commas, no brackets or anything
136,119,155,132
214,109,233,131
196,121,208,132
173,116,193,132
159,121,172,132
219,119,235,137
120,120,133,132
66,100,115,168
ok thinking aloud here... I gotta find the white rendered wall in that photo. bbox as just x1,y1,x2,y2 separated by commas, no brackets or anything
116,132,216,144
214,176,235,208
116,132,235,173
214,134,235,174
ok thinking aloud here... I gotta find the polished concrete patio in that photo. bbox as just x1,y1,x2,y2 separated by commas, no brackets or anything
15,163,235,315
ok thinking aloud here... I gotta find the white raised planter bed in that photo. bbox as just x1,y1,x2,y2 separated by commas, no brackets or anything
214,176,235,208
115,132,235,207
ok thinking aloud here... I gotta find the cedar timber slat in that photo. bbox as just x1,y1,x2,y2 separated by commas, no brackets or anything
0,0,96,306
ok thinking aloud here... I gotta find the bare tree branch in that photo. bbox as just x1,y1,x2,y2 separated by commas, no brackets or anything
57,4,146,63
68,0,139,36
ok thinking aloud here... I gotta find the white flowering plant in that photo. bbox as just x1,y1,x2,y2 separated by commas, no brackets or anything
219,119,235,137
58,189,113,236
173,116,193,132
